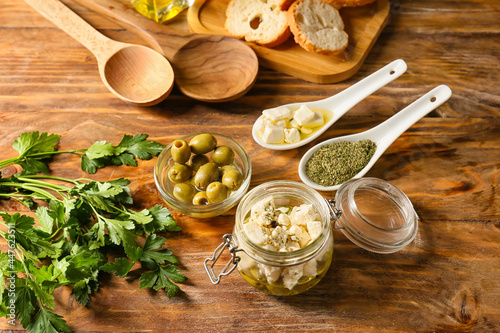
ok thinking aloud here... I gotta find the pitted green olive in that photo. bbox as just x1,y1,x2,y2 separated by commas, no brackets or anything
192,191,210,205
167,164,192,183
206,182,228,203
211,146,235,166
173,183,197,203
189,134,217,154
193,162,219,190
190,154,210,172
222,169,243,191
171,140,191,164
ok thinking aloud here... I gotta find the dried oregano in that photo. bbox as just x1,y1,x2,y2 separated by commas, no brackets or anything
305,139,377,186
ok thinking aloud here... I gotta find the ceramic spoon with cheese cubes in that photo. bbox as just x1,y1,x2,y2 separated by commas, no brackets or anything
252,59,408,150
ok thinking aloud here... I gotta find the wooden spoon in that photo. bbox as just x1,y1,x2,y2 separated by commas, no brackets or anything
24,0,174,106
71,0,259,102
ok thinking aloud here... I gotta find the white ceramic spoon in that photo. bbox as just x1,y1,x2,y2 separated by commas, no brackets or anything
252,59,408,150
298,84,453,191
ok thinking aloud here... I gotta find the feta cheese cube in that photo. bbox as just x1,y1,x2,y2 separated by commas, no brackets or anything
299,230,311,248
277,212,291,227
300,127,313,135
262,124,285,144
289,225,302,242
284,128,301,143
238,252,256,271
254,117,266,136
271,226,288,248
284,240,300,252
303,111,324,128
274,119,287,128
251,196,275,225
293,104,315,126
302,259,317,277
264,265,282,284
282,265,303,290
243,220,269,245
263,107,291,122
307,221,323,241
291,204,318,225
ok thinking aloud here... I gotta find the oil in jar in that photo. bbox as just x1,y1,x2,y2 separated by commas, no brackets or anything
131,0,191,24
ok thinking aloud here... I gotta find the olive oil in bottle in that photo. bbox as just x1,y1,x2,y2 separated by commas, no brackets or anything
131,0,191,24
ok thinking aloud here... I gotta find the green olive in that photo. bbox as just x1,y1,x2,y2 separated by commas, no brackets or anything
189,133,217,154
193,162,219,190
167,164,192,183
206,182,228,203
171,139,191,164
190,154,210,172
211,146,235,166
221,164,239,174
222,169,243,191
173,183,197,203
192,191,210,205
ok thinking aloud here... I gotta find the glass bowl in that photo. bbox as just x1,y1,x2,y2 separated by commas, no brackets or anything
154,133,252,218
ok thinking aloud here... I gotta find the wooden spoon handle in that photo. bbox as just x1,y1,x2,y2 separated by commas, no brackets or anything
71,0,195,59
70,0,165,55
24,0,122,61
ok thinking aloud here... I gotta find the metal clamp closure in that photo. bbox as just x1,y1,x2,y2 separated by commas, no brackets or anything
325,198,344,229
204,234,241,284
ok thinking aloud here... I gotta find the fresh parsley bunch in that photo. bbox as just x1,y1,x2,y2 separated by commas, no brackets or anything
0,132,187,333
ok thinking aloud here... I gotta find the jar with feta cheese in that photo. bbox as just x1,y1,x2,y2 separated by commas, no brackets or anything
205,180,334,296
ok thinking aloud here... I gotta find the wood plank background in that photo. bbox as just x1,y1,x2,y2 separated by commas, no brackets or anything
0,0,498,332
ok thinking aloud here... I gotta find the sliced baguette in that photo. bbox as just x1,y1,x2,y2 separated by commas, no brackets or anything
288,0,348,55
225,0,292,48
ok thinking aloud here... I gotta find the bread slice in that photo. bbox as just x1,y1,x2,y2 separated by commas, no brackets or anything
288,0,348,55
225,0,292,48
323,0,377,8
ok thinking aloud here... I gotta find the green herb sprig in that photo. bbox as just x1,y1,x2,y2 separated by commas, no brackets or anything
0,132,186,333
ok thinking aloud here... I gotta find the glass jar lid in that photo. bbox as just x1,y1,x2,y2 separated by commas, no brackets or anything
332,178,418,254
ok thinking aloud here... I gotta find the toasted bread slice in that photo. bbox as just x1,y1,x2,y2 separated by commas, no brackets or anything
225,0,292,48
288,0,348,55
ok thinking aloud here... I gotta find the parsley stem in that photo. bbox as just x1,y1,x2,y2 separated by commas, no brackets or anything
21,174,82,186
0,150,86,169
0,182,59,201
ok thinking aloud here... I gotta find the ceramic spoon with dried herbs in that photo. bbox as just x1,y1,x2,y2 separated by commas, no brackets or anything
298,85,452,191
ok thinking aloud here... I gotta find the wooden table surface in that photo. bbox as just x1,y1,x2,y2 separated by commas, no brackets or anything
1,0,499,332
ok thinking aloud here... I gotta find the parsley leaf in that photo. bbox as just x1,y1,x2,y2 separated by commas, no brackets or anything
26,307,71,333
82,134,165,174
139,265,187,298
101,257,135,278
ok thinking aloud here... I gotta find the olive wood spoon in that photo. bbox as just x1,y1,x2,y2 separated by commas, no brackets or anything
252,59,408,150
72,0,259,102
24,0,174,106
298,85,453,191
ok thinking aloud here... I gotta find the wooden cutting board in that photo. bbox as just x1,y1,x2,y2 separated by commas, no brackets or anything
187,0,390,84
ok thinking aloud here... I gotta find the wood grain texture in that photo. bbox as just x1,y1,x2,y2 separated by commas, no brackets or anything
0,0,499,332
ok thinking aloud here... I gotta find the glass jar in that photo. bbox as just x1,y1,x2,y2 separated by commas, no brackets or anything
131,0,192,24
204,178,418,296
205,180,334,296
